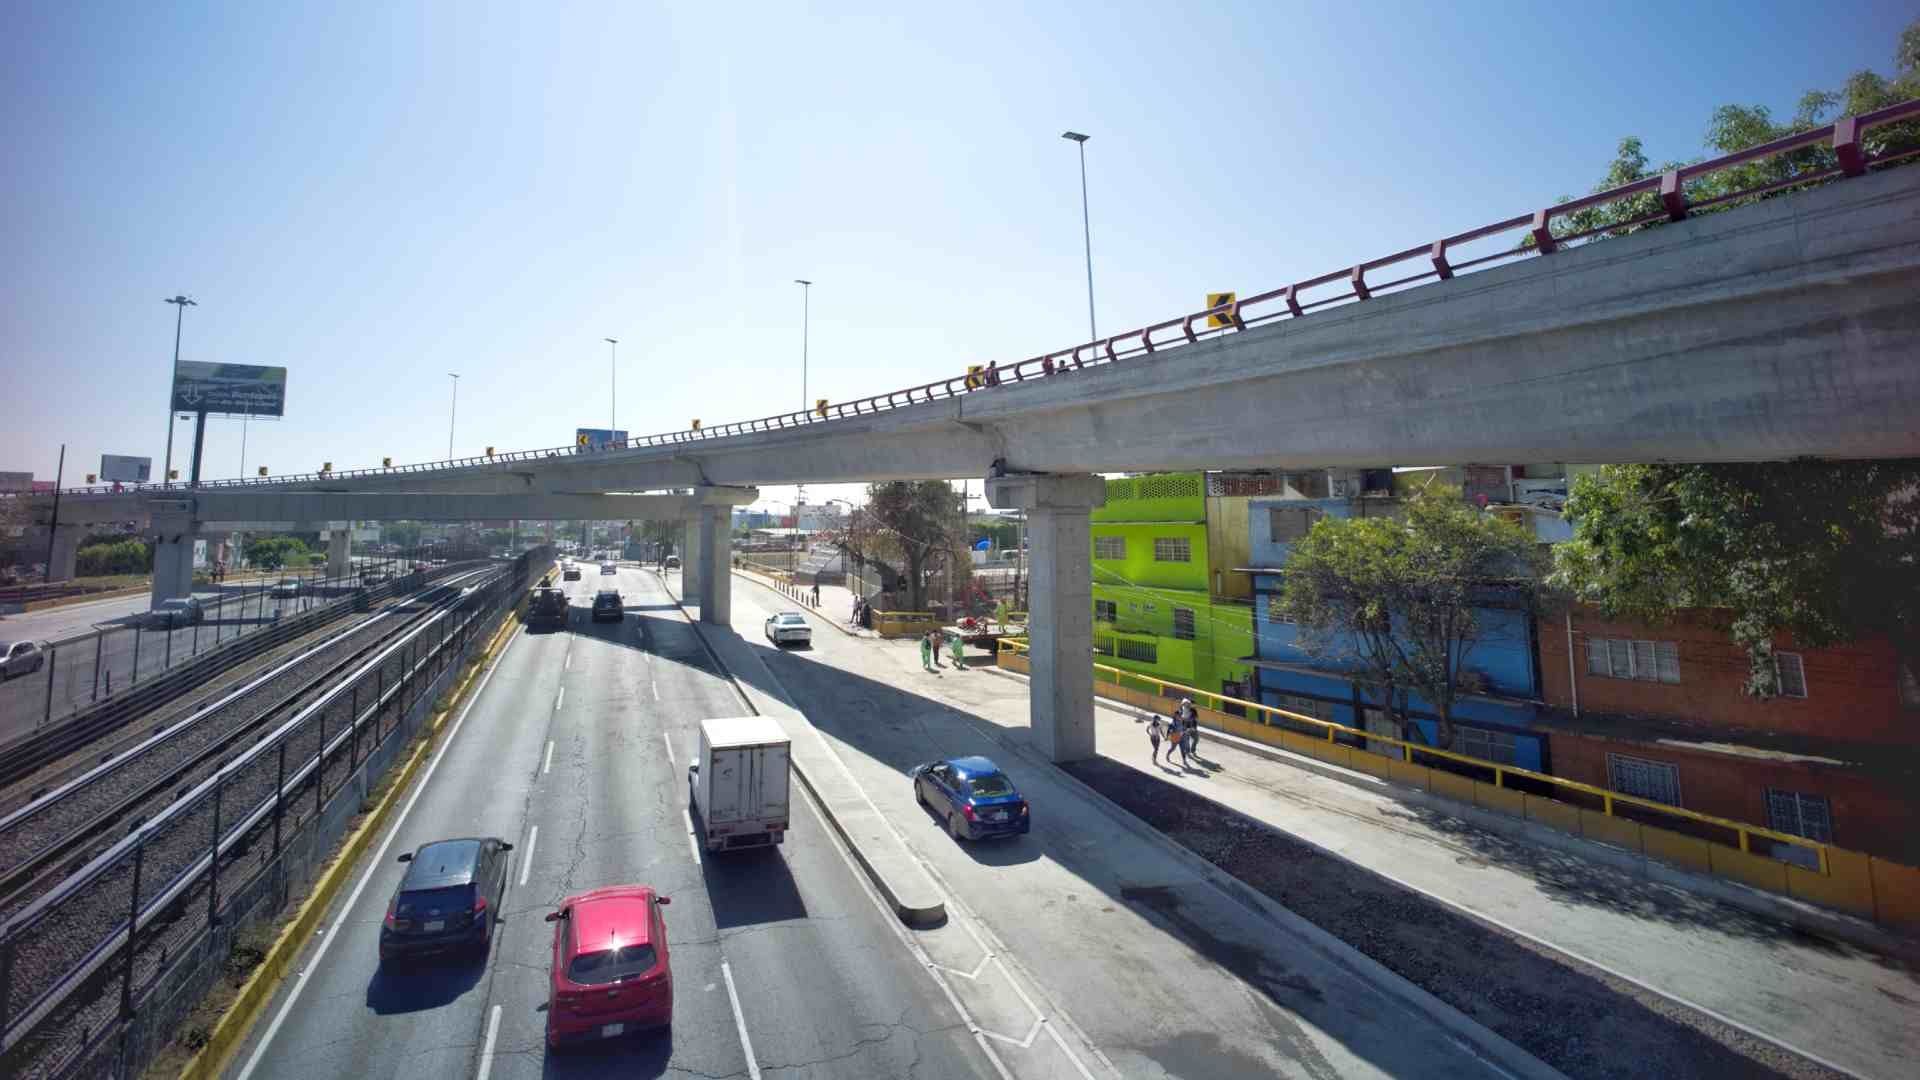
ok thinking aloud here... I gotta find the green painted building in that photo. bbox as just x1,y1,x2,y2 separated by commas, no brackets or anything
1089,473,1255,705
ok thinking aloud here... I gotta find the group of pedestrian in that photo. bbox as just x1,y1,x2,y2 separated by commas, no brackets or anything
920,628,964,672
1149,697,1202,768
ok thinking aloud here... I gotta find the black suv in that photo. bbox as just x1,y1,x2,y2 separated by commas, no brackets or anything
591,589,623,622
527,586,568,630
379,837,513,963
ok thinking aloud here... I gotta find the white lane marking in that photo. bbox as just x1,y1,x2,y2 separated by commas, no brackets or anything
237,626,521,1080
475,1004,502,1080
565,650,571,670
519,825,538,886
542,739,554,774
721,960,762,1080
683,808,702,865
651,678,659,701
554,686,565,711
661,732,675,766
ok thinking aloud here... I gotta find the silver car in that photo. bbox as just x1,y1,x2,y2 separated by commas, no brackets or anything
1,640,46,680
145,597,205,628
764,611,812,647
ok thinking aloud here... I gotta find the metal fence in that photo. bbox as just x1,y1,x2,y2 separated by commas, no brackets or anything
0,553,474,743
0,550,545,1080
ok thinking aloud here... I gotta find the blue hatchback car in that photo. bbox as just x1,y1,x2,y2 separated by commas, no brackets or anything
911,756,1030,841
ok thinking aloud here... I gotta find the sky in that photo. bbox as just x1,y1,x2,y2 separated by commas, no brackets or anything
2,0,1913,514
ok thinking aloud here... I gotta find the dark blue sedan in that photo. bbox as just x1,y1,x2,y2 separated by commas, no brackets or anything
911,756,1030,841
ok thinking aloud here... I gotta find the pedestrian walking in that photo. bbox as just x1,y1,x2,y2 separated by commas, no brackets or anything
851,595,861,626
1175,697,1201,758
929,629,945,668
812,582,821,606
949,632,965,670
1147,715,1165,763
1169,713,1193,767
919,631,935,671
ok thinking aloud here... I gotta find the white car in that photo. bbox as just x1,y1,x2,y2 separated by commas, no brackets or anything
764,611,812,647
600,562,617,575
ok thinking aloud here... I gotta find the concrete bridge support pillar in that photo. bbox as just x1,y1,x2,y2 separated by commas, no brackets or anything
45,525,84,584
696,504,732,626
150,514,197,605
985,473,1106,763
327,525,353,580
681,518,701,599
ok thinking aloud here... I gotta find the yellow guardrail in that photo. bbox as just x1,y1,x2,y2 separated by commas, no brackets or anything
995,637,1834,874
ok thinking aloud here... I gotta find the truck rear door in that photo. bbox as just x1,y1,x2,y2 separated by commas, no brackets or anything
757,743,790,823
707,748,747,824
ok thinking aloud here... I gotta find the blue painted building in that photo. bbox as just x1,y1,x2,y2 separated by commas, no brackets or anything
1243,494,1549,771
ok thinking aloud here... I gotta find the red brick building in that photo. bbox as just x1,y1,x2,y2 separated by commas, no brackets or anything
1535,606,1920,864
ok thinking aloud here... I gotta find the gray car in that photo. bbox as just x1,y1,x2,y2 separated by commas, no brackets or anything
1,640,46,680
145,597,205,628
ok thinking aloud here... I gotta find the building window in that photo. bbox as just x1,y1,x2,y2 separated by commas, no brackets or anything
1172,607,1196,640
1094,535,1126,561
1268,506,1322,542
1152,537,1191,563
1774,652,1808,699
1456,726,1518,766
1094,599,1116,623
1265,596,1295,625
1766,789,1833,843
1116,639,1158,664
1585,637,1681,684
1606,753,1682,806
1092,636,1114,656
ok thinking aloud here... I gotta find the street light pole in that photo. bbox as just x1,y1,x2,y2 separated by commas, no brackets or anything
793,280,812,412
163,295,197,485
604,338,619,431
1060,131,1096,341
446,373,459,458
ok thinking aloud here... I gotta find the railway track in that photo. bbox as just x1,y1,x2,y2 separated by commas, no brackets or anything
0,570,490,926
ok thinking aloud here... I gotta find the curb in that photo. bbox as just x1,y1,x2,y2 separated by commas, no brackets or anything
656,570,945,927
176,611,522,1080
730,568,868,639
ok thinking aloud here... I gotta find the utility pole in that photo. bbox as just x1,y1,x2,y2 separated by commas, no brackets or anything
446,373,459,457
43,444,65,580
163,296,197,485
604,338,619,432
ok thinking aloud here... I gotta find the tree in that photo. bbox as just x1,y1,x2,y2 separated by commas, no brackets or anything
245,536,309,571
1551,460,1920,698
828,481,962,613
1279,486,1548,750
385,522,423,550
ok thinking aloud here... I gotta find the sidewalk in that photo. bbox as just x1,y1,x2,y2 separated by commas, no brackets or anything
727,570,1915,1080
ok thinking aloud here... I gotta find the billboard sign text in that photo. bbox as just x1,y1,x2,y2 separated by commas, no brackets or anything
172,361,288,417
100,454,153,483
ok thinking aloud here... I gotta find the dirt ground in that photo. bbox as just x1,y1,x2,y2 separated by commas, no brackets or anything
1063,756,1844,1080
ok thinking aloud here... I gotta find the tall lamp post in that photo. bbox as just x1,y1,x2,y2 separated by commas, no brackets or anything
605,337,619,431
163,295,198,485
1060,131,1096,341
446,373,459,457
793,280,812,412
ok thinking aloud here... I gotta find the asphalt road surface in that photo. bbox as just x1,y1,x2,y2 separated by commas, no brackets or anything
227,566,1001,1080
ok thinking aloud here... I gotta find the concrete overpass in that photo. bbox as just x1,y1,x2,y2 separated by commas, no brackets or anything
14,106,1920,762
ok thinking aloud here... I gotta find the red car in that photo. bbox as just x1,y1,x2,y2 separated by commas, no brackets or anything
545,885,674,1048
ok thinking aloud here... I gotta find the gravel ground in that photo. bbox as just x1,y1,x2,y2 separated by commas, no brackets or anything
1064,755,1847,1080
0,588,500,1080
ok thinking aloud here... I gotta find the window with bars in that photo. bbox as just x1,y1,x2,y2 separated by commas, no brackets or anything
1456,726,1519,766
1774,652,1808,698
1093,535,1126,561
1092,636,1114,656
1152,537,1191,563
1585,637,1681,683
1606,753,1681,806
1766,789,1833,842
1094,599,1116,623
1172,607,1196,640
1268,506,1322,542
1116,639,1158,664
1265,596,1295,625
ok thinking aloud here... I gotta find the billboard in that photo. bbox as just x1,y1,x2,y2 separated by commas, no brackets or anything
100,454,152,483
172,361,288,417
574,428,629,451
0,471,31,494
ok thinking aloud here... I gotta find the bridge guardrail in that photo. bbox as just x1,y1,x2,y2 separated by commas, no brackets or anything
9,98,1918,501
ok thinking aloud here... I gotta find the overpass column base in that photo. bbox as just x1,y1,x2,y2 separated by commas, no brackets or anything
681,518,701,598
150,514,196,605
327,525,352,579
696,504,731,625
986,473,1106,763
46,525,84,584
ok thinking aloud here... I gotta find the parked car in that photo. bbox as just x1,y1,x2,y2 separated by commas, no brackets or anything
544,886,674,1048
270,578,303,599
911,756,1031,841
144,597,205,628
1,640,46,680
763,611,811,647
591,589,623,622
379,837,513,963
663,555,681,570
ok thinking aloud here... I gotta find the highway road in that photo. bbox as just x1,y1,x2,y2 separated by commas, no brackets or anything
226,566,1004,1080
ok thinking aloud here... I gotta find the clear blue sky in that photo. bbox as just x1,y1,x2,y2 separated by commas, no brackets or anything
3,1,1912,511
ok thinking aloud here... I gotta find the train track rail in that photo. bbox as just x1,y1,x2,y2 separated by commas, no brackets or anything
0,570,490,925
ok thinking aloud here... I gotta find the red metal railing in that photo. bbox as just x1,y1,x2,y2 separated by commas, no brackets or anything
18,99,1920,500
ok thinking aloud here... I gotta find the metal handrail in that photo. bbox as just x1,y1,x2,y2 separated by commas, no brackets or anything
10,98,1918,500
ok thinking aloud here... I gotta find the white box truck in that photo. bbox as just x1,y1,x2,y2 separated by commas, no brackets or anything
688,716,791,852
